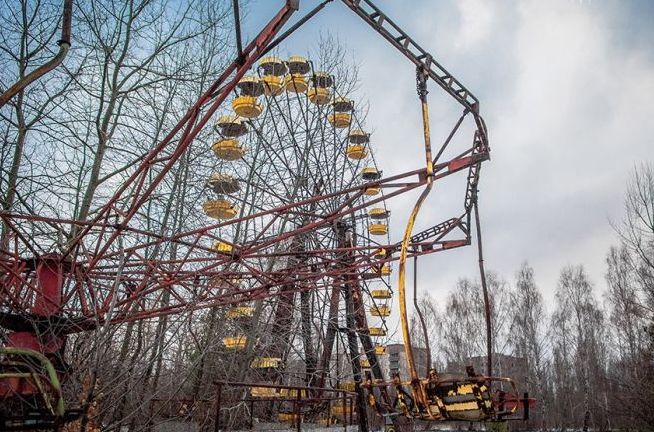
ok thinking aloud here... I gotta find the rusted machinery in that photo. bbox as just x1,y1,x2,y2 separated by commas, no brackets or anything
0,0,532,430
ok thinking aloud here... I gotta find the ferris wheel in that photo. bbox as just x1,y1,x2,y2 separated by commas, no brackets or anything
200,54,395,422
0,1,530,429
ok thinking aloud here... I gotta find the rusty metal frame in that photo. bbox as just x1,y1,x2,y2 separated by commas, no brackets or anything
0,147,484,333
214,380,357,431
0,1,510,429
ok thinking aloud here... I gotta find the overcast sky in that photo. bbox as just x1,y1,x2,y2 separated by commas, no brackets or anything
243,0,654,315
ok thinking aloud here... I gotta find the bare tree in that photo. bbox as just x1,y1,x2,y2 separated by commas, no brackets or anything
551,265,607,431
614,163,654,311
439,272,511,372
508,262,550,430
0,0,76,248
604,163,654,430
1,0,234,430
0,0,72,109
410,294,441,369
605,245,645,360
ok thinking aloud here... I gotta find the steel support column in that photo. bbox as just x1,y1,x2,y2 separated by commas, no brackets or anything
336,221,369,432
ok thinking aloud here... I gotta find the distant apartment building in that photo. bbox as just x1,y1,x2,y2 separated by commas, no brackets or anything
381,343,430,380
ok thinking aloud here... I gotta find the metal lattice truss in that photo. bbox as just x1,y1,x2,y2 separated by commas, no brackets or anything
0,0,509,426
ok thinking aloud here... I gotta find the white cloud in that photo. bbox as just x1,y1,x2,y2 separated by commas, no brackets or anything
453,0,495,50
483,1,654,302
